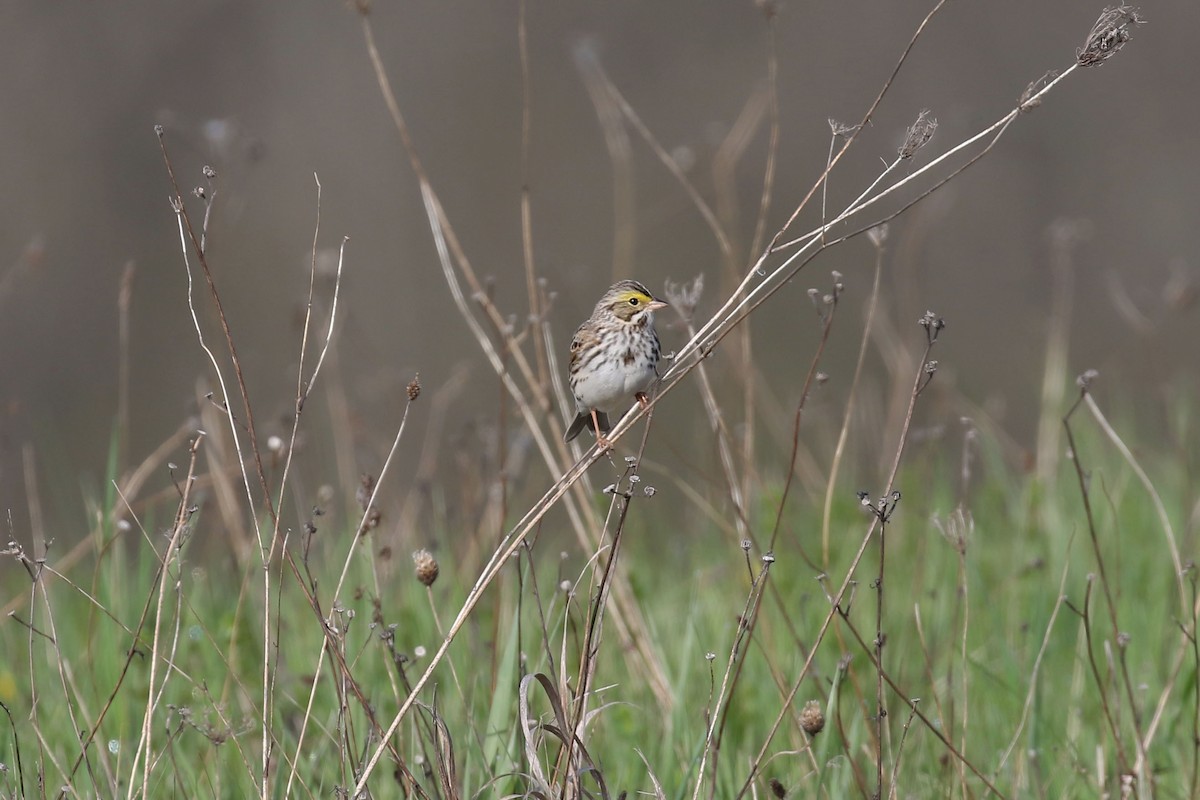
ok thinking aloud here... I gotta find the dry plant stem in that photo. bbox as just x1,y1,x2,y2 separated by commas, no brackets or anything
559,417,658,791
358,25,554,428
1063,391,1151,786
768,0,949,250
352,418,638,793
711,88,768,501
518,0,549,390
734,330,938,800
276,179,349,798
714,87,767,253
165,140,421,792
592,41,768,501
345,3,1119,792
574,44,635,279
300,397,414,731
1082,392,1186,615
0,701,26,796
658,88,1017,426
117,261,135,470
157,134,272,547
358,17,670,707
749,15,781,260
1065,583,1132,787
875,514,888,800
1186,574,1200,800
837,612,1005,798
887,704,920,799
768,291,838,557
559,479,634,793
912,605,952,764
24,460,107,792
1035,229,1077,484
741,14,783,501
678,311,754,546
159,139,276,792
587,47,733,267
823,246,883,564
1065,399,1142,711
957,529,970,797
667,59,1076,386
692,557,772,800
129,432,202,800
67,480,249,789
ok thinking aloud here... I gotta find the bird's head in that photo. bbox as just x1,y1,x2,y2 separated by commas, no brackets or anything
599,280,668,323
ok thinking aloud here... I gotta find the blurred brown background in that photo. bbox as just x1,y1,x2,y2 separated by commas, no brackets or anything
0,1,1195,542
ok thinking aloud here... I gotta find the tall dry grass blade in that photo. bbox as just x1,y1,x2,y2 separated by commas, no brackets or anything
822,232,885,564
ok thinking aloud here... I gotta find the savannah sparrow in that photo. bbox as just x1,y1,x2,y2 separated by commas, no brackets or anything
564,280,668,448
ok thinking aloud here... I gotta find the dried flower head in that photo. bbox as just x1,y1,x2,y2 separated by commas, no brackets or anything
769,777,787,798
412,549,439,587
899,110,937,159
406,374,421,402
1077,5,1144,67
663,275,704,320
828,118,861,138
800,700,825,735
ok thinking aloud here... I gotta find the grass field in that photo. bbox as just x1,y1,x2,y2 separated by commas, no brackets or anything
1,380,1196,799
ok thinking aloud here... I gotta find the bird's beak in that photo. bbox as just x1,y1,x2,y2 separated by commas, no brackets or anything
648,299,669,311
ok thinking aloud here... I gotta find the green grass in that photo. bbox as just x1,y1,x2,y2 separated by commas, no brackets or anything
1,406,1195,799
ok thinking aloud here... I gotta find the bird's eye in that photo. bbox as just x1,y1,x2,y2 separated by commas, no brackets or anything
629,297,640,306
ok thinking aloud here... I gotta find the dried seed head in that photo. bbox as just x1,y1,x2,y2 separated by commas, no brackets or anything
769,777,787,798
663,275,705,320
406,374,421,401
828,118,861,138
899,110,937,159
1077,5,1144,67
800,700,825,735
412,549,439,587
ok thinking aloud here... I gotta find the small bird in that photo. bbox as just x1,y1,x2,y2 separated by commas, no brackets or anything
565,280,668,449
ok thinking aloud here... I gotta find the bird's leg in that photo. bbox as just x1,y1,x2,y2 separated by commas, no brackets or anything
590,409,612,450
635,391,651,410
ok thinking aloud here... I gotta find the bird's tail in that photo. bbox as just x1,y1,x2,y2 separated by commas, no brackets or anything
564,410,611,442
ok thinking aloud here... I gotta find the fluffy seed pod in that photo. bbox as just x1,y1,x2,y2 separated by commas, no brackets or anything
800,700,825,736
412,549,439,587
